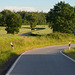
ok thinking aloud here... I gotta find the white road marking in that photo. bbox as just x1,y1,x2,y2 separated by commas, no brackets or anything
60,50,75,63
6,52,24,75
6,44,74,75
6,45,67,75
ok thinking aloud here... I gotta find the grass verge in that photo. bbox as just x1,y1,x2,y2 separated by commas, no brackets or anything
63,47,75,59
0,32,75,66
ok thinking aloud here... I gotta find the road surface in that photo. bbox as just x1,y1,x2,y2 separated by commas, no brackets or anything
19,32,31,36
6,45,75,75
19,28,43,36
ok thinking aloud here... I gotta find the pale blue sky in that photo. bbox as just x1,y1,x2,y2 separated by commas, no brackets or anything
0,0,75,12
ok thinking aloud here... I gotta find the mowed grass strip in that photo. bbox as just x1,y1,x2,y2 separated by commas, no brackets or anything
63,48,75,59
32,25,53,35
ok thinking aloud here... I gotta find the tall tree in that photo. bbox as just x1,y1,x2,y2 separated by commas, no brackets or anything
0,13,3,25
5,13,22,34
1,10,12,26
27,14,38,30
47,1,75,33
17,11,47,25
37,12,46,25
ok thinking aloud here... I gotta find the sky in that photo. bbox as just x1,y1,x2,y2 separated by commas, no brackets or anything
0,0,75,12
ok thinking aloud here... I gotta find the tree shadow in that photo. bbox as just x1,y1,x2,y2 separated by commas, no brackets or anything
28,33,43,36
22,27,45,30
28,33,49,36
35,28,45,30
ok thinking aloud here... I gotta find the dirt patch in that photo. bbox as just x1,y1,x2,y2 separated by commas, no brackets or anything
0,55,20,75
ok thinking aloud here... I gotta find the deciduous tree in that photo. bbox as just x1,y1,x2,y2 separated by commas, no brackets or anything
5,13,22,34
47,1,75,33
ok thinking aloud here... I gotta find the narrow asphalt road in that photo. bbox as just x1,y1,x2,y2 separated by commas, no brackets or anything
19,28,43,36
18,32,31,36
6,45,75,75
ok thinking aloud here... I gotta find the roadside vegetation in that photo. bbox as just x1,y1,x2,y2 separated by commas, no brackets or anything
0,1,75,67
0,25,75,66
63,48,75,59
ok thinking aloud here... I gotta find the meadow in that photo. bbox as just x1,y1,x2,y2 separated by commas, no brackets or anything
0,25,75,66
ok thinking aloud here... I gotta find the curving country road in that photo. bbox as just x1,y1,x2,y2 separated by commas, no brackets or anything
18,32,31,36
19,28,43,36
6,45,75,75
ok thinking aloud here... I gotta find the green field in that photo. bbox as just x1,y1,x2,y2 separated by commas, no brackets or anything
32,25,52,35
0,25,31,36
0,25,75,66
0,27,7,35
0,25,52,36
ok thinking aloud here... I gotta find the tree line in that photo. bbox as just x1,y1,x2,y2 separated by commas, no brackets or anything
0,1,75,34
0,10,47,26
0,10,47,34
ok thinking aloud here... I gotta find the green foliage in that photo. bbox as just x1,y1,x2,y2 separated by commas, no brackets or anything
0,13,3,25
0,10,47,31
0,32,75,66
1,10,12,26
5,13,22,34
27,14,38,30
47,1,75,33
17,11,47,25
36,12,47,25
0,25,75,66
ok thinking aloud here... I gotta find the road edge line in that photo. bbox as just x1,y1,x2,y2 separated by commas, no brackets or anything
60,50,75,63
5,52,25,75
6,45,75,75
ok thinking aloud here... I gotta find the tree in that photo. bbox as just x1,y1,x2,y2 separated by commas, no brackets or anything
17,11,47,25
0,13,3,26
47,1,75,33
1,10,12,26
27,14,38,30
37,12,46,25
5,13,22,34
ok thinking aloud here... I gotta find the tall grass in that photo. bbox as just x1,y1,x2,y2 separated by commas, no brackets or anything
0,32,75,66
63,48,75,59
0,25,75,66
